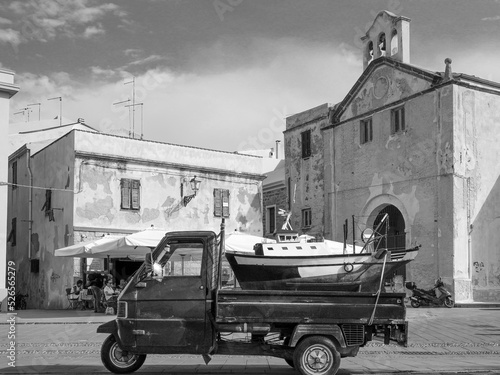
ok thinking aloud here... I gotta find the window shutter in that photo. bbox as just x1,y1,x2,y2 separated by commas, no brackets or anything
222,189,230,218
214,188,222,217
131,180,140,209
121,179,131,209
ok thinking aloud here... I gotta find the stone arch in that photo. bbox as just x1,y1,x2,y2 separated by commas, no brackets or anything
378,32,386,57
390,29,398,56
365,40,374,65
358,194,411,249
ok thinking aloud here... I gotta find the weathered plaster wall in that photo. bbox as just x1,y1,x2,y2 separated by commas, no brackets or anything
73,132,264,236
74,159,263,235
285,104,328,238
28,132,76,309
326,76,457,292
455,86,500,302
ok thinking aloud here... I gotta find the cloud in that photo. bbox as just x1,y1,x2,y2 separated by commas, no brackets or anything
0,16,12,25
481,15,500,21
3,0,125,44
10,37,362,152
127,55,166,67
0,28,22,46
83,25,105,38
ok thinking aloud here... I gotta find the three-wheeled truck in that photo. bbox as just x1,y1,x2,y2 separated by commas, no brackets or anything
97,222,408,375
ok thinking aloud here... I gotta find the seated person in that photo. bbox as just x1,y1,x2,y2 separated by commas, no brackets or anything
87,280,104,313
69,280,83,300
103,279,118,312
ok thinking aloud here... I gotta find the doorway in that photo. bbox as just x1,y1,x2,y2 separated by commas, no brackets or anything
372,205,407,279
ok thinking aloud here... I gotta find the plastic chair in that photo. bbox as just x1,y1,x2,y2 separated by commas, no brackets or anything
65,288,81,309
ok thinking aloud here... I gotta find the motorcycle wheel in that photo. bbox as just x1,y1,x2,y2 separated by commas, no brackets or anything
444,296,454,308
410,300,420,308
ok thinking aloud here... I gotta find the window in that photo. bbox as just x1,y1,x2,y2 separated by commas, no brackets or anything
301,130,311,158
360,118,373,144
12,161,17,190
287,177,292,210
121,179,141,210
391,106,405,134
214,189,230,218
301,208,312,228
7,218,16,246
266,206,276,234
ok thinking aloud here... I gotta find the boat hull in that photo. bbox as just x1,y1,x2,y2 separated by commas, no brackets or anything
225,247,419,292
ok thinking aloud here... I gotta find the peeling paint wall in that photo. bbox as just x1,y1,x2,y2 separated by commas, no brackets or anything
284,104,328,238
74,158,263,234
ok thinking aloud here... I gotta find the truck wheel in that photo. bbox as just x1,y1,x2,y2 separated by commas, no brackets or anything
410,300,420,308
444,296,454,308
101,334,146,374
293,336,340,375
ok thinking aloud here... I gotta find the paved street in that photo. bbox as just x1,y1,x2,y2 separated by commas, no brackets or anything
0,307,499,374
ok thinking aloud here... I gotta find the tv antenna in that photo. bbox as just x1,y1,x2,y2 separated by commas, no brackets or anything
124,77,136,138
47,96,62,126
14,107,32,122
125,102,144,139
27,103,41,121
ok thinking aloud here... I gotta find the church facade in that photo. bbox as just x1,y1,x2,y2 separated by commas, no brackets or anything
285,11,500,302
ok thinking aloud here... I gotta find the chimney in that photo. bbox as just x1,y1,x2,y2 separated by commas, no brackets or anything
361,11,411,70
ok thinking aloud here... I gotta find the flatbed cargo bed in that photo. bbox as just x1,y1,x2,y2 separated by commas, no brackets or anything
217,288,406,324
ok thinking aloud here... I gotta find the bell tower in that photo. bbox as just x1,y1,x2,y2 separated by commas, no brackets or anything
361,11,411,70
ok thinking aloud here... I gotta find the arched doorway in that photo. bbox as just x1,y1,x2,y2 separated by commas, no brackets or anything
372,204,407,279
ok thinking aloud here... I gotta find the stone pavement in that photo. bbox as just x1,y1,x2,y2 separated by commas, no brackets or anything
0,306,499,374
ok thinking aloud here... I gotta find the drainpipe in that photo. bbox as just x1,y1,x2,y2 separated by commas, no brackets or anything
27,149,33,259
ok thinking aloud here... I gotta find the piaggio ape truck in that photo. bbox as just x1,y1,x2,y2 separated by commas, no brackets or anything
97,221,408,375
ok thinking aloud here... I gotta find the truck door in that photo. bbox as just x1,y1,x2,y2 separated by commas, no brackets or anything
133,233,218,353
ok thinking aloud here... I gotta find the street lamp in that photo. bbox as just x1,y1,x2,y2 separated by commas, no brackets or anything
183,176,201,206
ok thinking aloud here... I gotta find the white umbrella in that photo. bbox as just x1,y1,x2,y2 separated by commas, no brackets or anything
90,229,166,258
54,229,166,259
54,235,123,258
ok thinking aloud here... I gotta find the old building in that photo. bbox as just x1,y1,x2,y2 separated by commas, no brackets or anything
262,159,288,238
0,69,19,301
285,11,500,302
7,129,275,308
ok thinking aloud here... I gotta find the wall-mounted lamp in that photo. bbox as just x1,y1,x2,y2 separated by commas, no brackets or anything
183,176,201,206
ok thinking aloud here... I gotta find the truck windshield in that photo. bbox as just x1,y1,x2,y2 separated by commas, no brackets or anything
148,240,204,278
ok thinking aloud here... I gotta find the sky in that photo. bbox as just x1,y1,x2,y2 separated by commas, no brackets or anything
2,0,500,153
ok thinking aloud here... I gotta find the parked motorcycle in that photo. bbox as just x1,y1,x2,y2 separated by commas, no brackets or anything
405,277,454,308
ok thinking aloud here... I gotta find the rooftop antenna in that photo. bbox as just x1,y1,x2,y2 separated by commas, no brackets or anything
14,107,32,122
113,98,131,136
27,103,41,121
125,102,143,139
124,77,136,138
47,96,62,126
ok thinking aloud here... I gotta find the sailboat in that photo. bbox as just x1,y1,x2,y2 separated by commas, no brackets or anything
224,212,419,292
